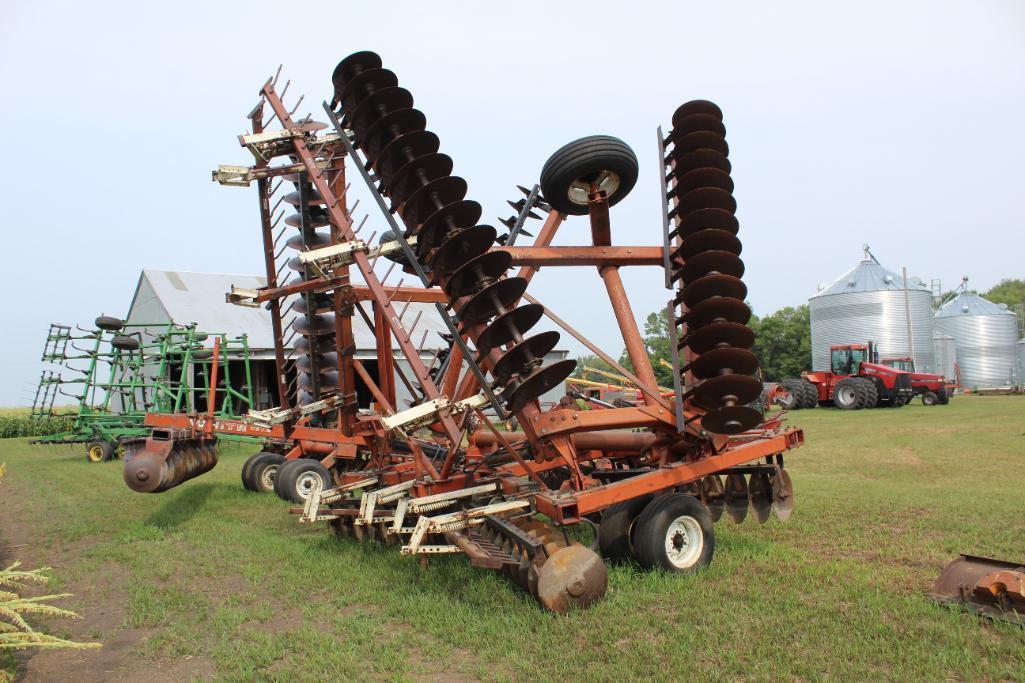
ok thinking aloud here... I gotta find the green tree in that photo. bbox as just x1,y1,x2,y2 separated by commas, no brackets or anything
749,305,812,381
983,278,1025,309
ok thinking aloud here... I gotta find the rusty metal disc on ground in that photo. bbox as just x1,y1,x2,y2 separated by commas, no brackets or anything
700,405,762,435
748,471,773,523
700,475,725,522
771,468,794,522
684,297,752,329
387,152,454,205
672,100,723,127
504,359,577,412
689,347,759,380
723,473,749,523
416,200,483,255
692,374,763,409
444,250,512,298
428,225,495,275
675,229,742,261
374,130,440,181
492,331,561,385
362,108,427,163
684,321,755,354
680,251,745,285
680,273,747,308
475,304,545,356
337,67,398,111
348,86,414,137
458,278,528,325
929,555,1025,623
400,175,469,225
535,545,607,613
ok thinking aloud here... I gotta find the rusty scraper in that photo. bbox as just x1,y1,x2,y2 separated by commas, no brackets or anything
928,554,1025,625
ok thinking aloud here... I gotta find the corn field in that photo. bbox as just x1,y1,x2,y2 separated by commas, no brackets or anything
0,411,74,440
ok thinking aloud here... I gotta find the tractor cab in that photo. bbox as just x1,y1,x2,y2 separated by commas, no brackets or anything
881,357,915,372
829,343,875,376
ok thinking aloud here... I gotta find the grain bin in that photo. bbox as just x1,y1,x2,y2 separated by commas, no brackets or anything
809,248,934,372
1016,339,1025,387
934,293,1018,389
932,332,957,381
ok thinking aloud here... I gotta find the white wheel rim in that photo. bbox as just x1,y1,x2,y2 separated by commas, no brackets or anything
664,515,703,569
260,464,279,490
568,170,621,206
295,471,322,499
837,386,856,405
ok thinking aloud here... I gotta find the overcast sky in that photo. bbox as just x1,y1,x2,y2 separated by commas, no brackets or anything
1,0,1022,406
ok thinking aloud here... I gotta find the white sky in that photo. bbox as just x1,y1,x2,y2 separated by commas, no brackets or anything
1,0,1023,405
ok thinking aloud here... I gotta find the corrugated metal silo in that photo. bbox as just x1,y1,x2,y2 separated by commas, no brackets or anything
932,332,957,381
809,248,935,372
934,293,1018,388
1017,339,1025,387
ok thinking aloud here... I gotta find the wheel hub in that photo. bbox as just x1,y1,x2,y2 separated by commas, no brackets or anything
664,516,703,568
568,170,620,206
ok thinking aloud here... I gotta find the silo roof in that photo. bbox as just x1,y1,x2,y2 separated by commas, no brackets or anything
812,259,930,298
935,292,1016,318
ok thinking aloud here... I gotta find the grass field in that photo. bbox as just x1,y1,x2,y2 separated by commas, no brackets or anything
1,396,1023,681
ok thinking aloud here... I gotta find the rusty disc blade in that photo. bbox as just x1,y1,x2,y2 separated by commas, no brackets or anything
670,167,734,199
283,189,325,206
669,130,729,158
362,107,427,163
445,251,513,298
672,100,723,127
690,347,759,379
681,273,747,308
723,473,748,523
416,200,484,255
296,353,339,373
684,321,755,354
349,86,414,137
676,187,737,217
492,331,561,385
675,229,742,261
337,67,398,111
535,545,608,613
505,359,577,412
285,211,330,228
670,113,727,140
669,149,732,179
700,475,725,522
374,130,439,181
684,297,752,329
700,405,762,435
771,468,795,522
748,471,773,523
292,314,336,336
294,337,334,355
677,207,739,237
284,232,332,251
386,152,453,204
458,278,528,325
428,225,496,276
289,294,333,315
692,374,763,409
332,51,383,95
400,175,468,226
681,251,745,285
475,304,544,356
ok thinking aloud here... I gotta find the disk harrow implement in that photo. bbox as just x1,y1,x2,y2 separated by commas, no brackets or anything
133,52,804,613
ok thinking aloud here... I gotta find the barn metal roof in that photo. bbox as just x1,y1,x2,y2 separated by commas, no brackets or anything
127,269,453,352
935,292,1016,318
813,258,930,298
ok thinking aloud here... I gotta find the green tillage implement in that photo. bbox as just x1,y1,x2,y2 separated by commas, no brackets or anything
31,318,263,462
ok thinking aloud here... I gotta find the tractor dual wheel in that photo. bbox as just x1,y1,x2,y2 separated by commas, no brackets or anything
539,135,639,216
782,379,817,409
833,378,861,410
274,458,332,503
854,377,879,408
632,494,715,573
85,440,115,463
243,452,285,493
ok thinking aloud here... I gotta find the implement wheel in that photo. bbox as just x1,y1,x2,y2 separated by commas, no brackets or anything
922,391,938,406
85,440,114,463
275,459,332,503
540,135,639,215
246,452,285,493
597,495,653,564
242,451,280,491
632,494,715,573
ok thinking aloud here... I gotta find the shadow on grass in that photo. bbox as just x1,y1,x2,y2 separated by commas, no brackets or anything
145,483,232,531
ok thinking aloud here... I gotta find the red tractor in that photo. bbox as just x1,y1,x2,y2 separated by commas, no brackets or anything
879,358,954,406
781,342,914,410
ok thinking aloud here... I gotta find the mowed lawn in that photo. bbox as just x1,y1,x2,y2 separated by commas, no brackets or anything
1,396,1023,681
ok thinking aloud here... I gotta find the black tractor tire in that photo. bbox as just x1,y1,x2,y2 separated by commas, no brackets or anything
275,459,332,503
937,389,951,405
246,452,285,493
921,391,938,406
111,335,140,351
833,378,861,410
85,440,114,463
241,451,279,491
780,380,802,409
632,494,715,573
540,136,639,216
798,380,819,409
597,495,653,564
95,315,124,331
856,378,879,408
782,380,816,410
